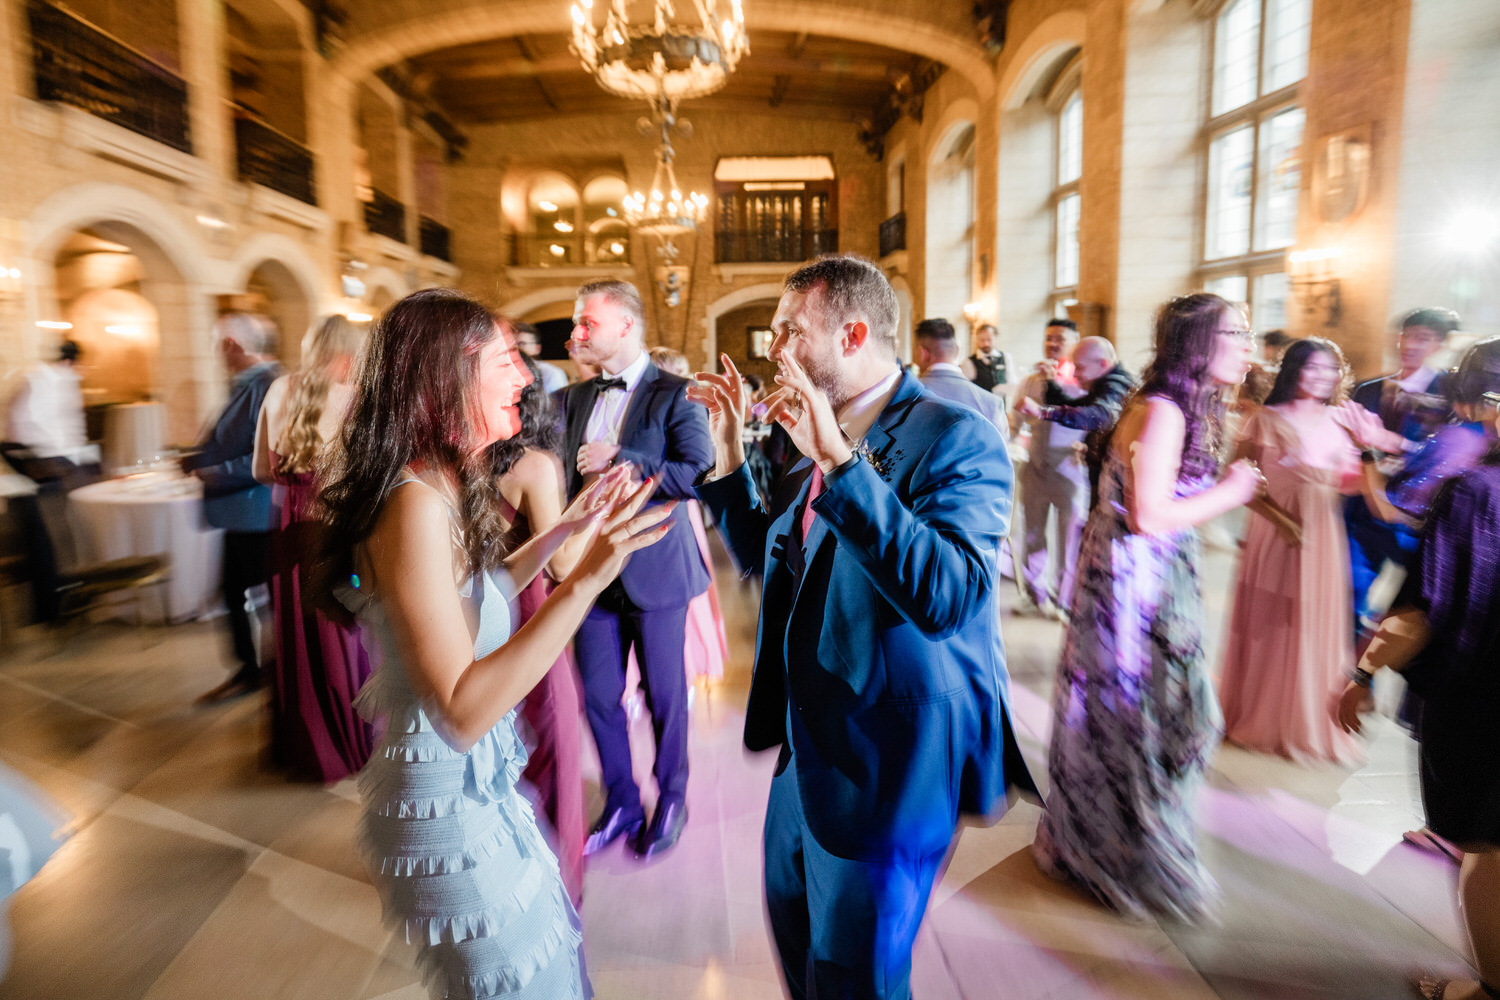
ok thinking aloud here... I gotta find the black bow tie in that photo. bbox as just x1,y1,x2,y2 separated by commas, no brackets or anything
593,375,627,392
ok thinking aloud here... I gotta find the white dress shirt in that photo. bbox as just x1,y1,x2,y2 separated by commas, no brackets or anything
6,362,90,460
584,351,651,446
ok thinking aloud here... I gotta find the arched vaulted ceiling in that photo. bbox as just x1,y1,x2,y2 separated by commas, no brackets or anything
330,0,994,127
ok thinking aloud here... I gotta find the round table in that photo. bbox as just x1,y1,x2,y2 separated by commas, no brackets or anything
68,476,223,622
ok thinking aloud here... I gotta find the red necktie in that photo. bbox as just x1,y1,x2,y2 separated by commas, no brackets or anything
800,464,823,542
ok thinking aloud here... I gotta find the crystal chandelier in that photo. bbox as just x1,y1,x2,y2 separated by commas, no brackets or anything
570,0,748,108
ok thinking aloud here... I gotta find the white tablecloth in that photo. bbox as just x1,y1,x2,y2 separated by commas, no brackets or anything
68,477,223,622
102,402,167,473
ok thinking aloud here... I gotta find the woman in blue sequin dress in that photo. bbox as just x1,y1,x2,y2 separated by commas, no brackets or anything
316,289,672,999
1034,294,1264,921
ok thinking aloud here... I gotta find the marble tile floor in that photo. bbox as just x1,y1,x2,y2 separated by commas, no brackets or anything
0,542,1477,1000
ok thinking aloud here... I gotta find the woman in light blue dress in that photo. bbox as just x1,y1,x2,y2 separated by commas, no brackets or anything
316,289,671,998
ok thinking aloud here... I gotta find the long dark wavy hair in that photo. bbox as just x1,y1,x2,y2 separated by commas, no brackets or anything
317,288,516,585
1262,336,1351,407
492,355,562,479
1131,292,1240,479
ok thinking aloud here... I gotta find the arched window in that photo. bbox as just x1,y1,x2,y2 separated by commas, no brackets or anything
526,173,580,266
1052,86,1083,315
1200,0,1311,328
583,175,630,264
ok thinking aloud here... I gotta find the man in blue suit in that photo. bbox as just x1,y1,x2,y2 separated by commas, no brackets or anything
690,256,1033,999
558,279,713,859
182,312,283,702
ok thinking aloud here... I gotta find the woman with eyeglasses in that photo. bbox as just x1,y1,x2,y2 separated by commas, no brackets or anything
317,289,671,998
1218,337,1364,764
1337,338,1500,1000
1034,292,1263,922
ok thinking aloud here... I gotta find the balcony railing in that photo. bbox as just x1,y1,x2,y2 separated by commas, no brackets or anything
235,116,315,205
510,234,631,268
419,217,451,262
715,228,838,265
364,189,406,243
28,0,192,153
879,211,906,257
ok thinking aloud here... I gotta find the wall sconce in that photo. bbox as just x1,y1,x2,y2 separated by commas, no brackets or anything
1288,247,1342,328
0,264,22,300
962,301,986,328
340,256,368,300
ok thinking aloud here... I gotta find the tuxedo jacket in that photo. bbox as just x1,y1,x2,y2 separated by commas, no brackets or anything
183,360,283,532
557,361,713,610
697,372,1034,861
1352,371,1453,441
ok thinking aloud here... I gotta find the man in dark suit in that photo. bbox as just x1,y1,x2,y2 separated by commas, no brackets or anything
690,256,1033,1000
557,279,713,860
1016,336,1136,506
182,313,283,702
1345,307,1457,635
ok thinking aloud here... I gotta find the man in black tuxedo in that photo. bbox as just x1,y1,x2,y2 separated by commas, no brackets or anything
557,279,714,859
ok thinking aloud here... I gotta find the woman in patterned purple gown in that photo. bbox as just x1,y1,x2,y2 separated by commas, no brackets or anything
1034,293,1263,921
253,314,373,781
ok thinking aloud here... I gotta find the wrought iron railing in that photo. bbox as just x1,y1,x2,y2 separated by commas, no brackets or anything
419,217,451,262
879,211,906,257
234,116,315,205
28,0,192,153
509,234,631,268
364,189,406,243
715,228,838,264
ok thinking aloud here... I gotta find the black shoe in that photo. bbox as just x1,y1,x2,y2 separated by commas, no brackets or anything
583,804,645,856
195,671,260,705
632,798,687,860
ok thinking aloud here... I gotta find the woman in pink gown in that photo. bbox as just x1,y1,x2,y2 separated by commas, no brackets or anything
1219,337,1364,764
252,314,373,781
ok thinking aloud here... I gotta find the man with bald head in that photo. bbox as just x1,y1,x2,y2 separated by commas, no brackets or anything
1018,336,1136,505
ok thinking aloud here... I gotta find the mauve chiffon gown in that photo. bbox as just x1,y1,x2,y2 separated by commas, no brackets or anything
1217,408,1361,765
268,460,373,781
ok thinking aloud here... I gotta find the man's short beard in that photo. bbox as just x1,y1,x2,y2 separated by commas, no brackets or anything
798,352,849,413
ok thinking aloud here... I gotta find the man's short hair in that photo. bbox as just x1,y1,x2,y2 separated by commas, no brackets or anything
57,339,81,364
577,279,645,327
1263,329,1291,349
1045,318,1079,334
215,312,278,356
784,255,899,354
1401,307,1460,339
976,323,997,337
914,318,957,343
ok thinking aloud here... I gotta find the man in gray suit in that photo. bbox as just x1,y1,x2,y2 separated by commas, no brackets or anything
914,318,1008,437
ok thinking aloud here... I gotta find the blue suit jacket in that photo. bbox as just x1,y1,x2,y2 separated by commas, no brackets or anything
697,372,1034,862
558,361,713,610
183,361,282,532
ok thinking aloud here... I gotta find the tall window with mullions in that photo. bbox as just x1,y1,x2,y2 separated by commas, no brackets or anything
1200,0,1310,330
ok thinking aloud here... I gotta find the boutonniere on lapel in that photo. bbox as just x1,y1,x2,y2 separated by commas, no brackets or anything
854,439,901,481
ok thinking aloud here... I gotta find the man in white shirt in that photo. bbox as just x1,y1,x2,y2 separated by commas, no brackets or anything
6,340,93,467
555,279,713,860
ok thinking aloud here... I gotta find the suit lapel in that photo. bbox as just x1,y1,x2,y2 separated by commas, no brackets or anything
563,381,599,495
619,362,660,448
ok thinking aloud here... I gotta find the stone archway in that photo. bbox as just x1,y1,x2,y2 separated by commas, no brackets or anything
230,233,325,367
26,183,216,441
926,120,977,334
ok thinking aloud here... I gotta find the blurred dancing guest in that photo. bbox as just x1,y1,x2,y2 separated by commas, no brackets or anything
1034,293,1263,921
252,314,373,781
1015,336,1136,506
184,312,283,702
1337,365,1500,1000
1012,319,1086,617
915,318,1009,435
516,323,569,394
691,256,1032,1000
318,288,670,998
494,355,588,905
1218,338,1363,764
1346,308,1458,638
558,280,713,860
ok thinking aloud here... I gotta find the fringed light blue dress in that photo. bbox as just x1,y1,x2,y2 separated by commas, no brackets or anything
344,523,587,999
